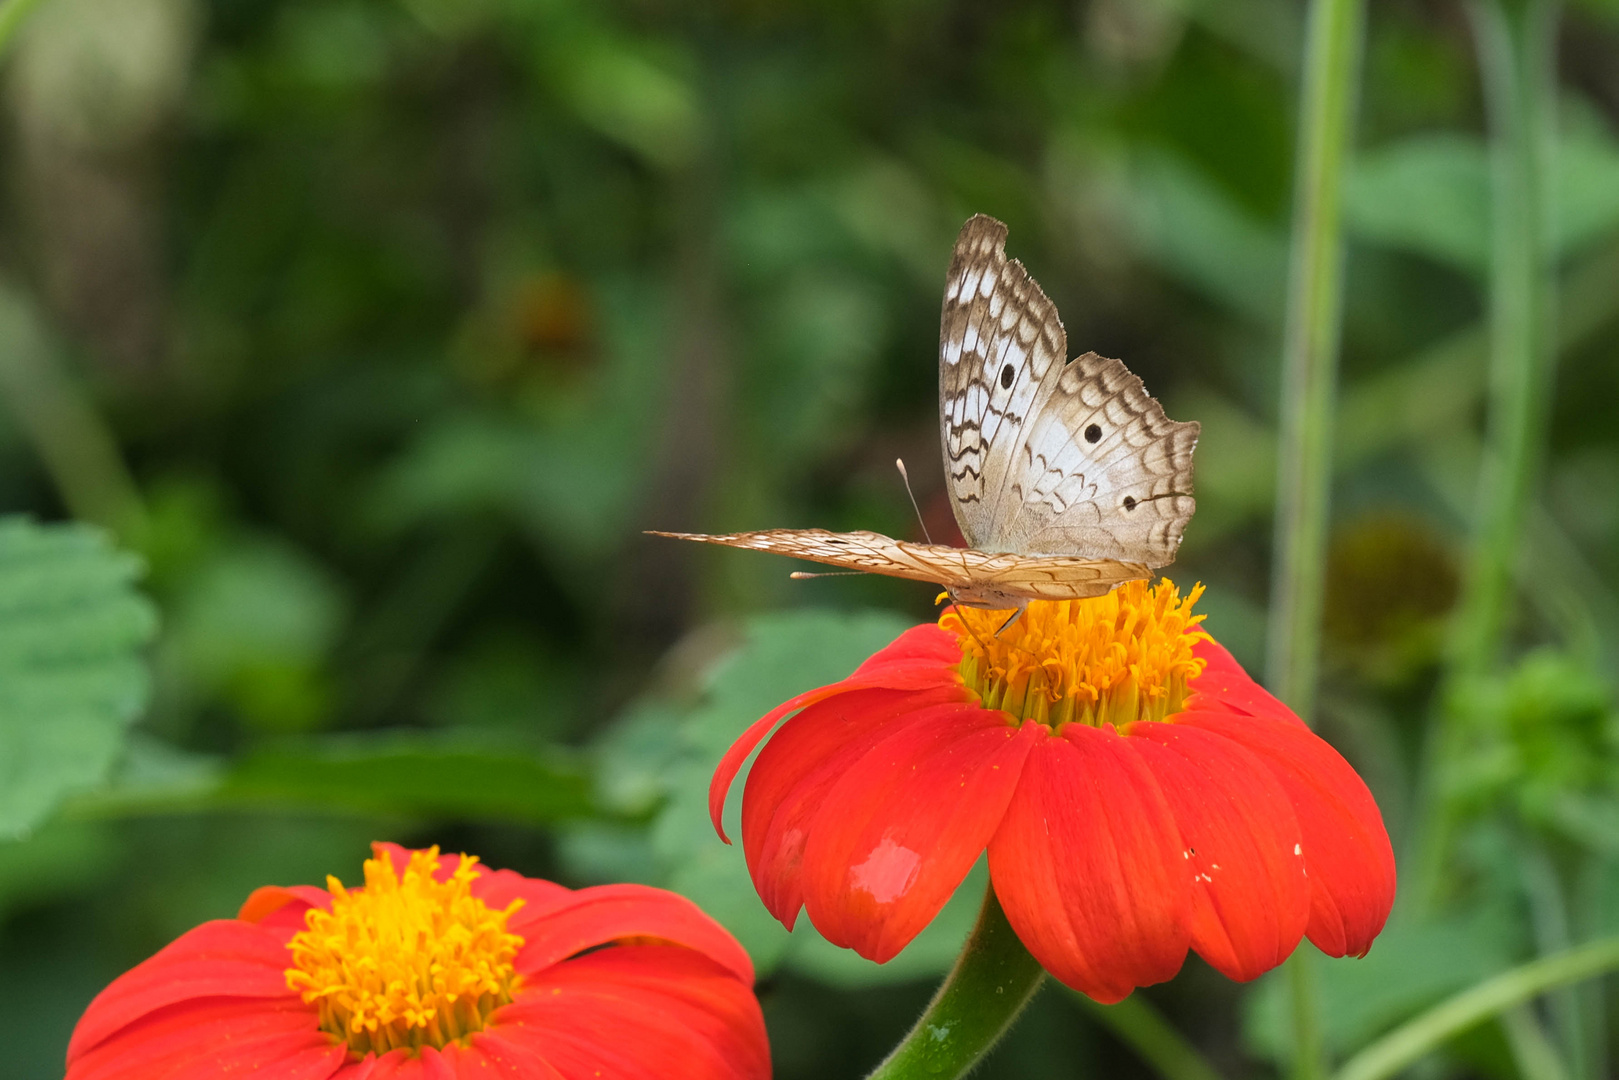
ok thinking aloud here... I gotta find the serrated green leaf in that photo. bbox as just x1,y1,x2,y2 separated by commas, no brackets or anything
0,517,156,839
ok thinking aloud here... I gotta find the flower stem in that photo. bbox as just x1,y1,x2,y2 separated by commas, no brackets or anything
1333,937,1619,1080
1265,0,1366,725
1447,0,1560,682
864,885,1045,1080
1068,989,1225,1080
1267,0,1365,1075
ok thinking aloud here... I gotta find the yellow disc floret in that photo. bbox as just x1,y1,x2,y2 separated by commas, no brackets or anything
942,580,1210,730
285,847,524,1055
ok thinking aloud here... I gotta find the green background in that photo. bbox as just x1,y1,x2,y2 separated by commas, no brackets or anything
1,0,1618,1076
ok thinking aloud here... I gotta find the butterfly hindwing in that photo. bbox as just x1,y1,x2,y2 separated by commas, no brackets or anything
1000,352,1199,566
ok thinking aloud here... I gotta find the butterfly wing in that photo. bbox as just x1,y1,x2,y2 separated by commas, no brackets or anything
939,216,1198,568
649,529,1149,605
938,215,1068,551
995,351,1199,567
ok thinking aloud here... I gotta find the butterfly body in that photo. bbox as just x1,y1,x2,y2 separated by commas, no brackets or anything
654,215,1198,613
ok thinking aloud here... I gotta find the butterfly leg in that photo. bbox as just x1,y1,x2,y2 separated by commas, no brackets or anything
993,603,1028,638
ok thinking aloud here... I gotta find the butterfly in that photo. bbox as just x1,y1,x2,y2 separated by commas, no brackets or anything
653,214,1199,615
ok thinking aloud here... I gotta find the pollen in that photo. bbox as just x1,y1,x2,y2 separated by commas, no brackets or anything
285,847,524,1056
942,580,1210,730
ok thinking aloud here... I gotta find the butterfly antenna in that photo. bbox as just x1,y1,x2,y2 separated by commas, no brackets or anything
789,570,864,579
895,459,934,544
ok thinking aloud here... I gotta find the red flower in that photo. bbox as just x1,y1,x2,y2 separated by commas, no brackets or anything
710,581,1396,1003
67,844,770,1080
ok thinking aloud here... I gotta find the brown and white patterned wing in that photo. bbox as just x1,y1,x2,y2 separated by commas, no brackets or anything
650,529,983,589
995,352,1199,568
649,529,1151,604
971,550,1152,602
938,215,1068,550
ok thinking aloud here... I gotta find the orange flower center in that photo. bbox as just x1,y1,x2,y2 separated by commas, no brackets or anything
943,580,1210,730
285,847,524,1056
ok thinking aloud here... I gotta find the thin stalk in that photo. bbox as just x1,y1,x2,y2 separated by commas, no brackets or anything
1501,1006,1572,1080
1266,0,1365,723
1333,937,1619,1080
1069,989,1225,1080
1411,0,1561,911
1519,837,1585,1078
1267,0,1365,1076
865,885,1045,1080
1448,0,1560,681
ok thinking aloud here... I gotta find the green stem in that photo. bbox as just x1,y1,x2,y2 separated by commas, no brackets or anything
1069,989,1225,1080
1266,0,1365,724
1287,950,1326,1080
1501,1005,1572,1080
1411,0,1560,911
1268,0,1364,1075
1333,937,1619,1080
865,885,1045,1080
1448,0,1560,681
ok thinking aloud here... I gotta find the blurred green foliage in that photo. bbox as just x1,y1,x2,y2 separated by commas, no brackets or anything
0,0,1617,1077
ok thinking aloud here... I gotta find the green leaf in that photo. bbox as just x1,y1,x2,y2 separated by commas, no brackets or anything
1123,148,1288,324
0,517,156,839
1244,906,1524,1062
72,732,602,826
1346,134,1490,276
1346,128,1619,275
220,735,600,824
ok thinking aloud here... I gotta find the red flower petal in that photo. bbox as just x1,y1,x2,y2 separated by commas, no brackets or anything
846,622,962,677
496,945,770,1080
239,884,334,936
457,1037,569,1080
1178,711,1396,956
1128,722,1310,981
988,725,1191,1002
351,1042,564,1080
67,920,297,1061
798,708,1039,962
66,996,342,1080
1187,640,1304,726
513,885,753,985
472,868,578,929
740,685,968,927
708,624,965,843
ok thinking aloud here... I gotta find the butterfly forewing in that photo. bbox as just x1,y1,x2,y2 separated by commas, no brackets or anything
648,529,1149,606
938,215,1068,550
